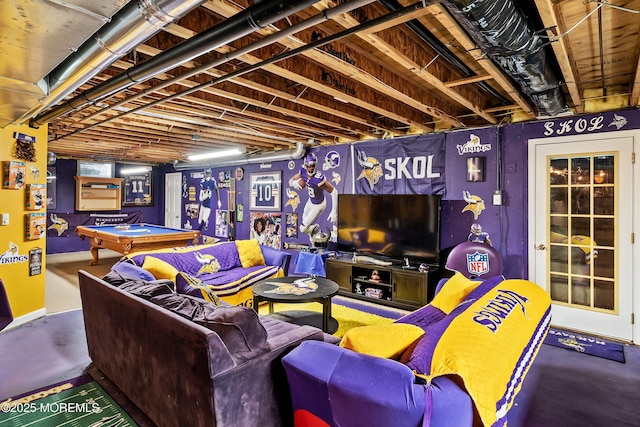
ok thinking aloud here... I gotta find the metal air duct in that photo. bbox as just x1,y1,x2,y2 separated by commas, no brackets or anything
442,0,569,117
30,0,320,128
19,0,209,123
172,142,307,171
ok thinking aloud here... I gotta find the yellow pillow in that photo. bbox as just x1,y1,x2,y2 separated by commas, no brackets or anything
235,239,266,268
142,256,180,281
367,229,386,243
429,272,481,314
339,323,425,360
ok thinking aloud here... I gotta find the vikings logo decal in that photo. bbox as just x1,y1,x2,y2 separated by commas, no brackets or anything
331,171,341,185
285,187,300,211
263,277,319,296
0,242,28,264
558,338,587,353
609,113,627,130
456,134,492,155
356,150,383,191
47,213,69,236
462,191,485,220
195,252,221,275
29,166,41,180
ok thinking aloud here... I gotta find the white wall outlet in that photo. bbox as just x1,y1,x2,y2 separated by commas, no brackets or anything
1,213,9,225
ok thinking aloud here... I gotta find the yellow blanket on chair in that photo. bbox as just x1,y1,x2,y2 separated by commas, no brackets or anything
407,277,551,426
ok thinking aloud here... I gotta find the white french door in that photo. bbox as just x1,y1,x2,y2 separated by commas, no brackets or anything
529,131,637,342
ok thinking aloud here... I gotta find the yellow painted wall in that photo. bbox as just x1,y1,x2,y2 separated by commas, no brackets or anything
0,123,48,317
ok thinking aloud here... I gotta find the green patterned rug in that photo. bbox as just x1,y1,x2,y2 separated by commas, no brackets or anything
0,376,137,426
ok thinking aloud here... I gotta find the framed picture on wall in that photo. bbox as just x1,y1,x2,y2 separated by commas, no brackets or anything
122,172,153,206
249,171,281,211
215,209,229,238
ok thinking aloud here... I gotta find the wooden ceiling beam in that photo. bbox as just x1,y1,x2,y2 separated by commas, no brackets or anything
90,72,369,143
445,75,493,88
99,45,396,141
67,53,380,146
630,26,640,106
309,1,476,126
197,0,435,131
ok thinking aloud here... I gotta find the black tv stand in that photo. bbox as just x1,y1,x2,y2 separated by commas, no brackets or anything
325,256,442,311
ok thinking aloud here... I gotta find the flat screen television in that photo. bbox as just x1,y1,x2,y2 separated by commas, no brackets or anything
337,194,441,263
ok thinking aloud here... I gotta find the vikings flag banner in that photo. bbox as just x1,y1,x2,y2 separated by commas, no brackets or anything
353,134,445,195
46,211,143,238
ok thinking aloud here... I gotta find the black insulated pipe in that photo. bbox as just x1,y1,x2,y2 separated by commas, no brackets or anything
442,0,569,117
30,0,319,128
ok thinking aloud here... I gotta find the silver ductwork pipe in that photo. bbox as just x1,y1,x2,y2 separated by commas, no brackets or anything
442,0,569,117
30,0,319,128
172,142,307,171
22,0,208,123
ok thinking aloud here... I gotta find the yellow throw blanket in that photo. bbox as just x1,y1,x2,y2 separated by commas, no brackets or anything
409,277,551,426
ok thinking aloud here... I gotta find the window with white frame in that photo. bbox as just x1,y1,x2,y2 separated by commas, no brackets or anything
77,161,114,178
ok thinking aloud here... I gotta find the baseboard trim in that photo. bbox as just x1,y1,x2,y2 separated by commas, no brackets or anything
4,308,46,330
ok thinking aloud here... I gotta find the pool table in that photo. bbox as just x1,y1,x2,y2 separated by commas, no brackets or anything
75,223,201,265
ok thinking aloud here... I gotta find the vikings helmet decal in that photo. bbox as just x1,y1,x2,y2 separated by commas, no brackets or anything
322,150,340,171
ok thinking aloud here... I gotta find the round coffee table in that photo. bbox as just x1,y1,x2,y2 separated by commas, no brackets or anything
252,276,339,333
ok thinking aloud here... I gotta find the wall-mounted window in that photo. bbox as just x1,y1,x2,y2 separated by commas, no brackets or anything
77,161,114,178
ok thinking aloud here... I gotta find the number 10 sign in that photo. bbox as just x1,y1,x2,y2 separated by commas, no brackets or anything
249,171,281,211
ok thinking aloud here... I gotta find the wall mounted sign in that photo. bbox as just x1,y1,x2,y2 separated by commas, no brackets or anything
466,156,485,182
29,247,43,276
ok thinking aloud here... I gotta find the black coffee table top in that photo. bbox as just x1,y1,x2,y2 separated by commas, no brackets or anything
252,276,339,304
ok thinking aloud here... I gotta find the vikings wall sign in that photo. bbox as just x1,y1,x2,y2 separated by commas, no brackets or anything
456,134,492,155
0,242,29,265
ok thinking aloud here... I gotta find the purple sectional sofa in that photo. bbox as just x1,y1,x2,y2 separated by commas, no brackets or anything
122,240,292,306
78,269,338,427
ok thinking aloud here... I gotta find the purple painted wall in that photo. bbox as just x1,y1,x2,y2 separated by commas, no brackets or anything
47,108,640,280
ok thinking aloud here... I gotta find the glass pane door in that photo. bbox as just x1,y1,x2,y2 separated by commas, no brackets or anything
548,154,616,312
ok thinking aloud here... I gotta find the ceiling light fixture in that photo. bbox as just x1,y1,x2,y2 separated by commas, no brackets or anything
121,166,152,175
188,148,245,162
